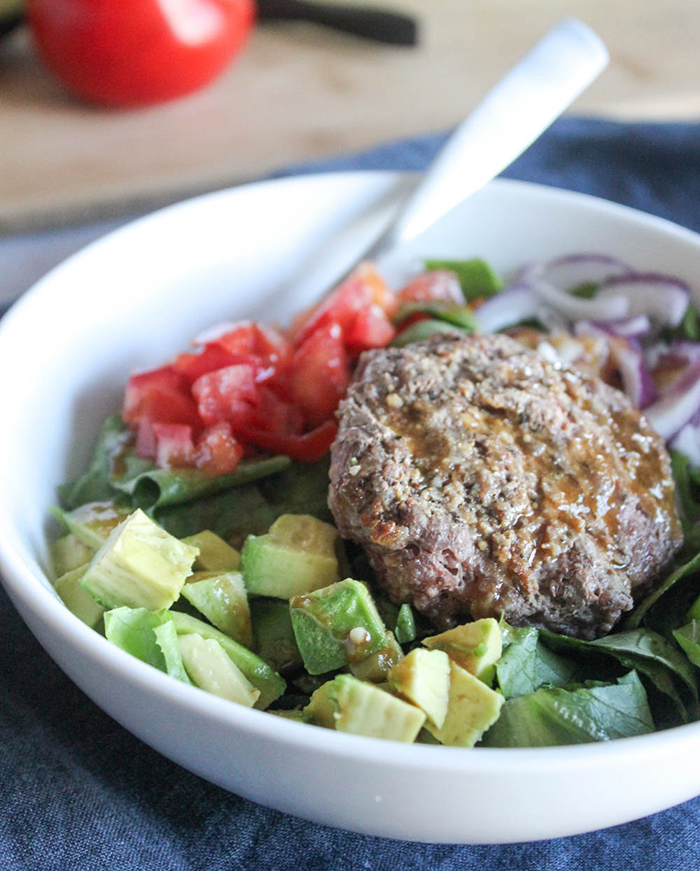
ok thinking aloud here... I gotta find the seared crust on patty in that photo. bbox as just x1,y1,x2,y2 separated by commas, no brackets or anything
328,332,683,639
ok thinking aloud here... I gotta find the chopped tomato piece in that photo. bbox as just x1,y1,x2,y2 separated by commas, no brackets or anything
135,417,157,460
241,420,338,463
191,363,258,428
290,263,397,347
397,270,463,304
345,304,396,354
289,322,350,428
195,422,244,476
128,386,203,433
152,423,195,468
251,386,304,436
123,365,186,422
173,344,240,385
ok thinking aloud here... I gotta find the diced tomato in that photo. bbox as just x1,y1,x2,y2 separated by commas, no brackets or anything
173,343,240,385
397,270,463,304
152,423,195,468
251,386,304,436
123,365,186,423
241,420,338,463
135,417,157,460
290,263,397,347
130,386,203,433
195,422,244,476
288,322,350,428
345,304,396,354
191,363,258,428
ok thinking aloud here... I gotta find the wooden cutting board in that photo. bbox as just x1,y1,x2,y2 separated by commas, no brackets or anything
2,0,699,232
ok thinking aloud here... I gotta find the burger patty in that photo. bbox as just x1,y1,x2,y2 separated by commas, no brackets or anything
328,332,683,639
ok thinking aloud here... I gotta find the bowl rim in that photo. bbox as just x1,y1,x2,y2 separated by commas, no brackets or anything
1,170,700,774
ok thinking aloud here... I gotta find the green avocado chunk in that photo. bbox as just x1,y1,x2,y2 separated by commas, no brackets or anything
171,611,285,709
55,501,130,550
54,563,105,629
50,533,95,578
183,530,241,572
250,598,302,675
305,674,426,742
179,633,260,707
423,618,502,685
241,514,341,598
290,579,387,675
424,661,505,747
104,606,190,684
389,648,450,729
80,509,199,611
180,570,252,647
349,630,403,683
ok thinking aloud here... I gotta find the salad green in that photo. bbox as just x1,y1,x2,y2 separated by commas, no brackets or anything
46,255,700,747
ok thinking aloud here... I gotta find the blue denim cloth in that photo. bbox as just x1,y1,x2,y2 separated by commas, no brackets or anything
2,117,700,869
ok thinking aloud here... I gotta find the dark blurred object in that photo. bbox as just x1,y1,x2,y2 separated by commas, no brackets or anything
0,0,23,38
257,0,418,46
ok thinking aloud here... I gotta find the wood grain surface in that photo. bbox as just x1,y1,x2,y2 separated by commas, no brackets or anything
0,1,698,231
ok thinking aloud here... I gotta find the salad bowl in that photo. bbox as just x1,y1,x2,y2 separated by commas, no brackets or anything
0,171,699,844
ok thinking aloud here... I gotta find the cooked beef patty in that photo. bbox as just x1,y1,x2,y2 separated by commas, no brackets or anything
328,332,683,639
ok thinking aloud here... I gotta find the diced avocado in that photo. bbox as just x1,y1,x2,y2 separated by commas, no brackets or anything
182,530,241,571
104,606,190,684
250,598,302,675
179,633,260,707
424,661,504,747
349,630,403,683
241,514,340,598
388,648,450,729
54,564,105,629
171,611,285,709
180,570,252,647
80,509,198,611
395,603,417,644
50,533,95,578
306,674,425,742
423,617,502,684
289,578,387,675
56,501,130,550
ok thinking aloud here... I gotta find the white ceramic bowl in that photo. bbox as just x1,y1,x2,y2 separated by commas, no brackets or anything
1,172,699,845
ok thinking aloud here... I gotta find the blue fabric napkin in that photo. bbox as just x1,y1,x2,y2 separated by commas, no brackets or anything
2,117,700,869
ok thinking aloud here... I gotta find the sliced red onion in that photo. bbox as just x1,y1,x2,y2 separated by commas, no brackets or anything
614,339,658,409
644,360,700,439
574,316,651,340
596,273,690,328
671,419,700,467
536,253,632,289
530,279,629,323
475,283,541,333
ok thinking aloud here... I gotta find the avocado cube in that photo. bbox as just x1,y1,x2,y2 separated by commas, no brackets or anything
179,633,260,707
50,533,95,578
58,501,130,550
306,674,425,742
349,630,403,683
250,598,302,675
425,661,504,747
423,617,502,685
171,611,285,709
180,570,252,647
389,648,450,729
54,564,105,629
290,579,387,675
80,509,199,611
182,530,241,571
241,514,340,598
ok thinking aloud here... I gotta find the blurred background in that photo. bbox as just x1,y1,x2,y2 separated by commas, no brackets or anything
0,0,697,301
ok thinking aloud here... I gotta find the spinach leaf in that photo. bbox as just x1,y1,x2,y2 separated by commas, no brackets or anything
496,624,582,698
626,551,700,631
58,415,132,509
673,621,700,669
482,671,655,747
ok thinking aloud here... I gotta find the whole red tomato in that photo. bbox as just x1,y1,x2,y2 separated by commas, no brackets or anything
28,0,256,107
